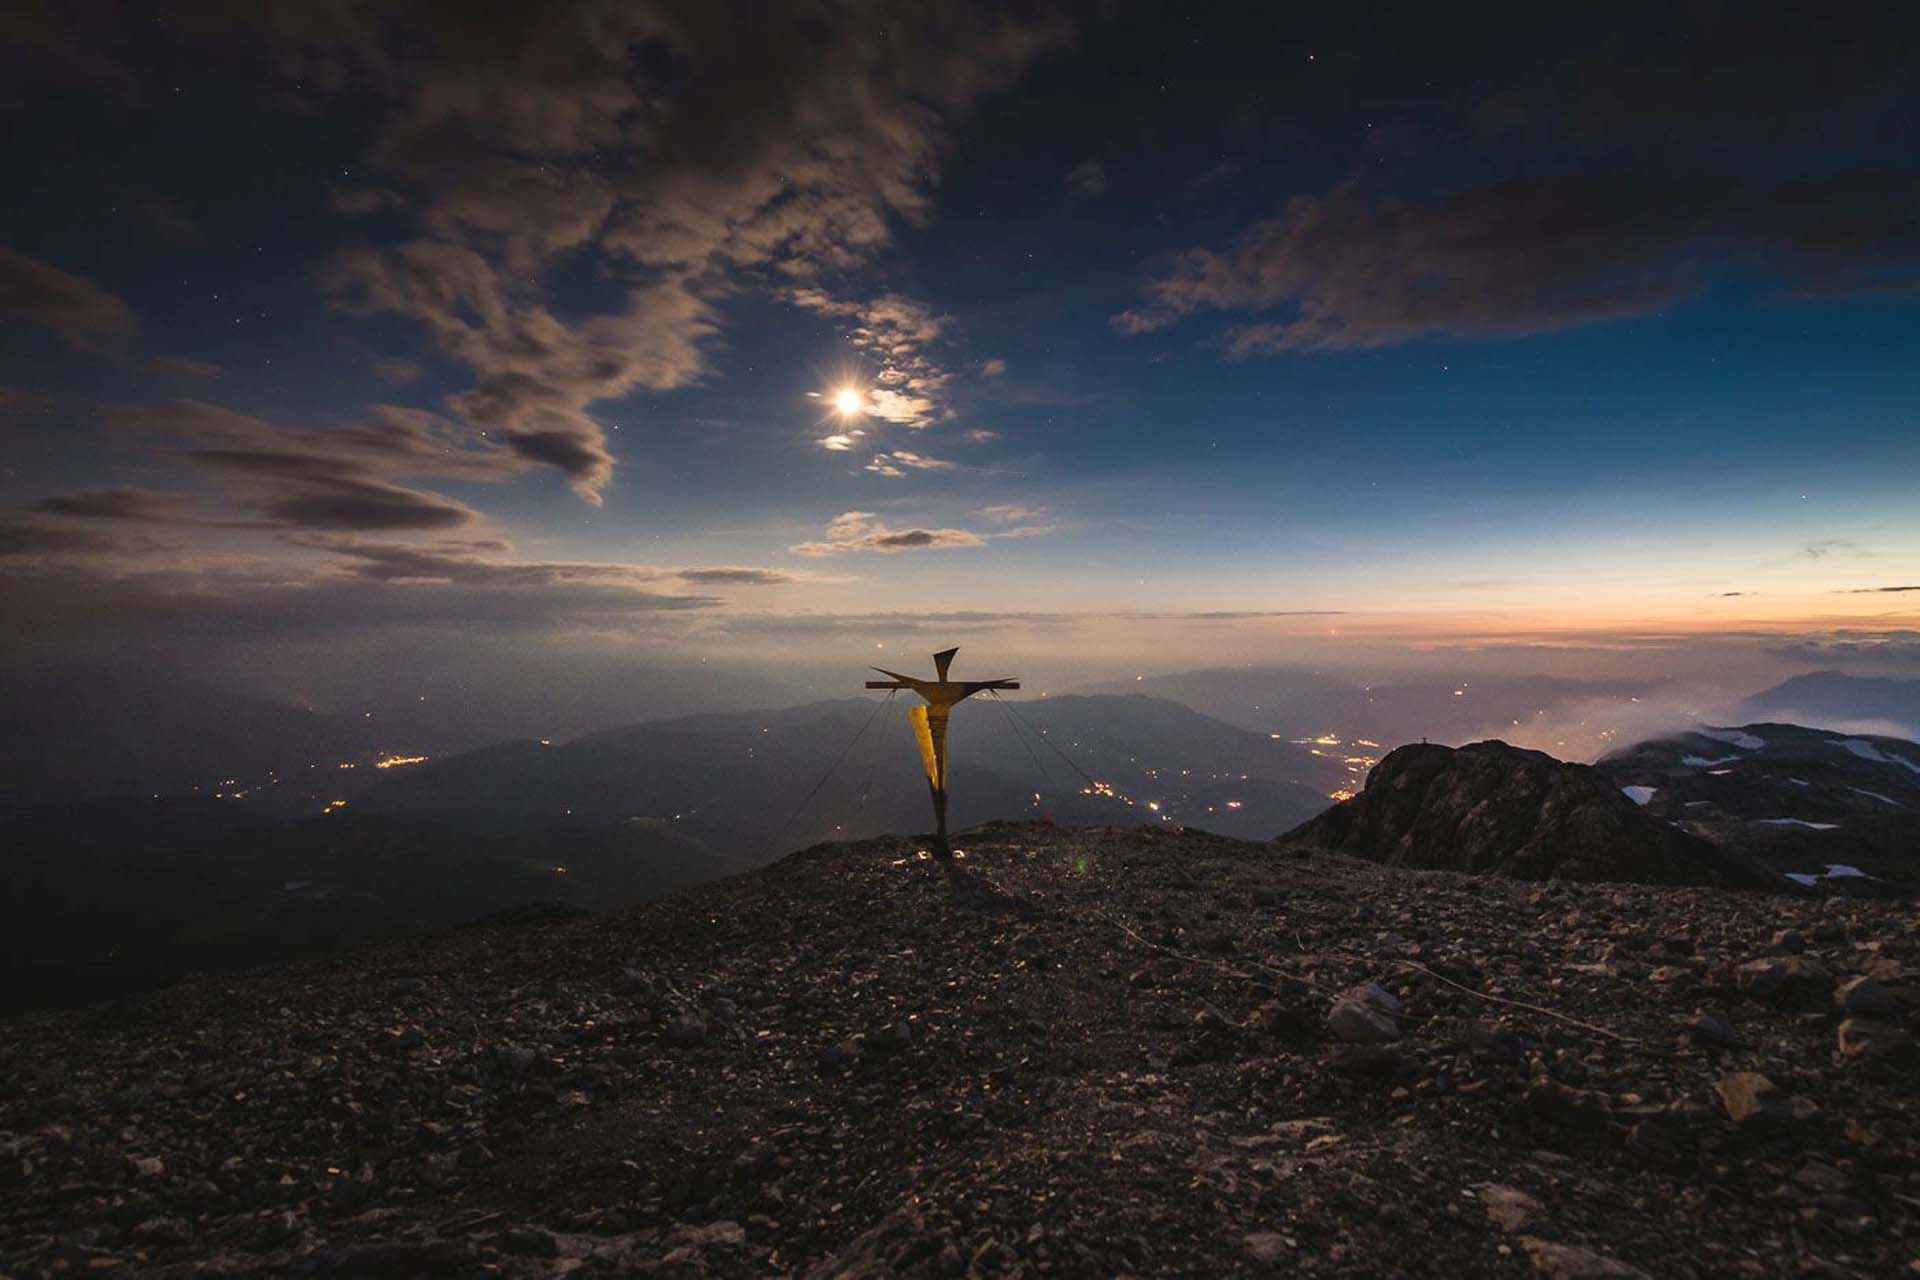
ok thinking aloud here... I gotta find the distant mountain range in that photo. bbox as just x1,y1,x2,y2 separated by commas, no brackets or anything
1735,670,1920,739
356,693,1347,848
8,670,1919,1014
1079,665,1661,756
0,693,1343,1013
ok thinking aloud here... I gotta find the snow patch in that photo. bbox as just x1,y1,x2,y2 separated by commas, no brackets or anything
1621,785,1657,806
1786,863,1872,887
1849,787,1904,807
1681,754,1740,767
1698,728,1766,750
1789,778,1809,787
1841,740,1920,773
1758,818,1840,830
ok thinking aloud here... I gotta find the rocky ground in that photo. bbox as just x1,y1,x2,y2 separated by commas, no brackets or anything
1,820,1916,1277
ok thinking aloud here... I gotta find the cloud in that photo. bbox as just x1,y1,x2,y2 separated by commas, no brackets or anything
0,516,130,558
324,244,713,501
0,5,140,104
675,566,811,587
31,488,197,523
295,535,817,593
1762,632,1920,670
789,288,955,428
1118,9,1920,355
1838,585,1920,594
0,248,133,348
246,469,477,531
145,356,223,379
864,450,954,478
1062,159,1108,196
790,508,1052,555
976,503,1045,524
328,187,402,215
373,358,420,384
978,358,1007,379
1804,538,1871,560
0,559,720,639
226,2,1074,497
102,399,524,532
791,510,986,556
1117,175,1714,349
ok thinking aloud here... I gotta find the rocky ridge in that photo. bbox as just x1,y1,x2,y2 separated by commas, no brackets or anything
1596,722,1920,891
1278,740,1770,888
1,822,1916,1277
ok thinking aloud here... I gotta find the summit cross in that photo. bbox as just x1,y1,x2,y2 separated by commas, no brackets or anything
865,647,1019,861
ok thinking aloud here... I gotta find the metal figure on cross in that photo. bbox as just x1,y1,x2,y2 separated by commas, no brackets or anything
865,647,1019,862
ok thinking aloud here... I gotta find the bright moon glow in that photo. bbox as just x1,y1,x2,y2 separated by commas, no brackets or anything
832,387,864,416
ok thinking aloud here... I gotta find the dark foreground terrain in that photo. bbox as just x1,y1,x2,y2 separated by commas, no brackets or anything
1,822,1915,1277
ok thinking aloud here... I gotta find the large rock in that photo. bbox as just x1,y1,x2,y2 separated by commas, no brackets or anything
1716,1072,1787,1125
1737,955,1834,1006
1278,741,1767,886
1837,1018,1911,1062
1834,975,1901,1018
1327,983,1402,1044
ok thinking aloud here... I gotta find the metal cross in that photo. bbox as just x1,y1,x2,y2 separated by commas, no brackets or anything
865,647,1019,860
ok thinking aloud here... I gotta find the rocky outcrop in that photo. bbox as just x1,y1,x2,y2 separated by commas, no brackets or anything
1280,740,1772,887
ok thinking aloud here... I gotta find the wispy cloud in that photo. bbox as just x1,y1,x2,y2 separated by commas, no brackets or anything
1062,159,1108,196
0,249,133,349
789,289,956,428
145,357,223,379
864,450,955,478
790,509,1052,555
791,511,986,556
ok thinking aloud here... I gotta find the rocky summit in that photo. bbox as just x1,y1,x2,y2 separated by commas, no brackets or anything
2,821,1917,1277
1278,741,1769,888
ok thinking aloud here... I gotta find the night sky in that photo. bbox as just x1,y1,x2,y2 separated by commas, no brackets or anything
3,2,1918,700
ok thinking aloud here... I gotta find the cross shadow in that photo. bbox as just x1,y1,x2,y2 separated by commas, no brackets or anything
941,862,1038,918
